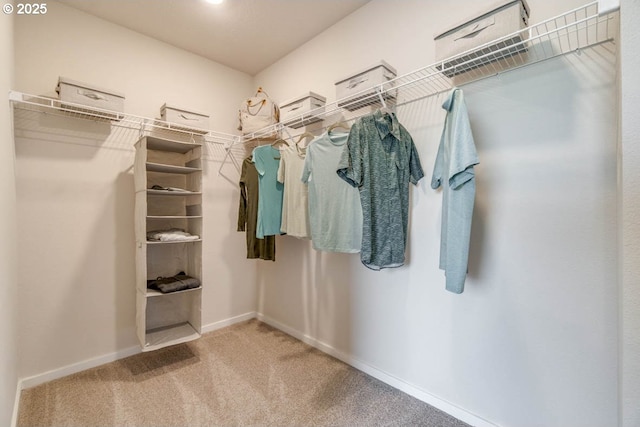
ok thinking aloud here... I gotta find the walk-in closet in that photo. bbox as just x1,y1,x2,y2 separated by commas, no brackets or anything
1,0,638,426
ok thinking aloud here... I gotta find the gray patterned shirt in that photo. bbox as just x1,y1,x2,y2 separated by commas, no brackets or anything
337,111,424,270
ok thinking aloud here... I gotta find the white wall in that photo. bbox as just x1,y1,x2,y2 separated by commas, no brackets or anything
13,2,257,379
254,1,619,426
620,0,640,425
0,4,18,426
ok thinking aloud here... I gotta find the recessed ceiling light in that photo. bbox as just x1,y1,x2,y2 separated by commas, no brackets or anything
205,0,224,4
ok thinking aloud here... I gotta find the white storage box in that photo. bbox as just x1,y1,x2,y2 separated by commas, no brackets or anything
434,0,530,77
160,104,210,132
335,61,397,111
280,92,326,129
56,77,125,120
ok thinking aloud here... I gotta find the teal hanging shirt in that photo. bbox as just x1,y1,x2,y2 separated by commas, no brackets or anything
431,88,479,294
253,145,284,239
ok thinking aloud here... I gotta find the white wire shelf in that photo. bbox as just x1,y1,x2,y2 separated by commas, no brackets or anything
221,2,617,175
9,2,618,177
9,91,238,147
237,1,617,143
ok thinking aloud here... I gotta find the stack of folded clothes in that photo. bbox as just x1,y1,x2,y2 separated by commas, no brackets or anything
147,228,199,242
150,184,190,193
147,271,201,293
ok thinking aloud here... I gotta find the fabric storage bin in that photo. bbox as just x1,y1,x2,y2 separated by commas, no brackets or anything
434,0,530,77
335,61,397,111
161,104,210,131
280,92,326,129
56,77,125,119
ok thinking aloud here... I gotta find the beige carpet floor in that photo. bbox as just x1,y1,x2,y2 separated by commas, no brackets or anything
18,320,469,427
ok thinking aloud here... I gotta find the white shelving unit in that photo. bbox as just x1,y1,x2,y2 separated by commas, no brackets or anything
134,135,204,351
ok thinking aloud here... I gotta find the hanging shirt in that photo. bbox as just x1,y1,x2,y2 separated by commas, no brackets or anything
301,131,362,253
277,144,311,238
237,157,276,261
431,88,479,294
252,145,284,239
337,111,424,270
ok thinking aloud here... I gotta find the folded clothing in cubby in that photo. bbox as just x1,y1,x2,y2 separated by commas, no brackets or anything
147,228,199,242
147,272,200,293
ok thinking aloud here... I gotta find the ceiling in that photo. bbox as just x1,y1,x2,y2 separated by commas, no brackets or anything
57,0,371,76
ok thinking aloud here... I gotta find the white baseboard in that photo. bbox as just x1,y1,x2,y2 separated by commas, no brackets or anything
201,311,256,334
256,313,498,427
19,311,257,391
20,345,141,390
11,379,20,427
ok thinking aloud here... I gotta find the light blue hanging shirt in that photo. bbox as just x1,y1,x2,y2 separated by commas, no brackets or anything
302,131,363,253
431,88,479,294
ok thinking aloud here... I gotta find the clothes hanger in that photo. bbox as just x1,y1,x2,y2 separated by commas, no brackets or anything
376,87,394,117
294,132,315,148
328,121,350,132
270,138,288,148
269,138,288,160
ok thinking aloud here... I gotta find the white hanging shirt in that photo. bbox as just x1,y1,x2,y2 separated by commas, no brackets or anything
277,144,311,238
